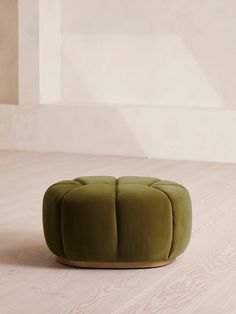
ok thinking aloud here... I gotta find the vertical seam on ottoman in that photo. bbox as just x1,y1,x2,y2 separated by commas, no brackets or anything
150,186,174,260
115,178,119,261
60,185,83,258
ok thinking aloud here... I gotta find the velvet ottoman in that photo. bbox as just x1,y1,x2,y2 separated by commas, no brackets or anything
43,176,192,268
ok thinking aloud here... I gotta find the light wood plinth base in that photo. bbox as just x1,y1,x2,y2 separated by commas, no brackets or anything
57,256,175,269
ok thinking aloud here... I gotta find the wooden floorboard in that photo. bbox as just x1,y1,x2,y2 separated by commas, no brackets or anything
0,150,235,314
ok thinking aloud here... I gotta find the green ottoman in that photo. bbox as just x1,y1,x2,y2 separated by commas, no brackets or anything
43,176,192,268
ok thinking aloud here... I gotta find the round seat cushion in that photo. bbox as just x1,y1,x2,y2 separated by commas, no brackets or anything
43,176,192,268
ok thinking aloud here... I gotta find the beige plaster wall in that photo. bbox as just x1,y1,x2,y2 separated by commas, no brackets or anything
61,0,236,109
1,1,236,163
0,0,18,104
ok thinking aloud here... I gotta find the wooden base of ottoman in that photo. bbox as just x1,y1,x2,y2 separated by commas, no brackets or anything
57,256,175,269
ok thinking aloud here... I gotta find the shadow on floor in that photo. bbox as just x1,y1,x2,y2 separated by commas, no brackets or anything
0,230,65,269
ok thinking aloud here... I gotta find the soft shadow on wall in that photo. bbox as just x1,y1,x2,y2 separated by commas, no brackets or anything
61,0,236,110
0,0,18,104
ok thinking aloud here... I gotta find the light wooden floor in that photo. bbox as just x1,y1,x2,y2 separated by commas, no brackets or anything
0,150,235,314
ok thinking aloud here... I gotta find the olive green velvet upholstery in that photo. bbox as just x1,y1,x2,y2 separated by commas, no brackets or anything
43,176,192,264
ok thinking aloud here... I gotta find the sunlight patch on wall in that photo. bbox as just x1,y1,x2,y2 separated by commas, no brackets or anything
62,34,223,108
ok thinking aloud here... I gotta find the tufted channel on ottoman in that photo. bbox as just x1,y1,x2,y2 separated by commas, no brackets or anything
43,176,192,268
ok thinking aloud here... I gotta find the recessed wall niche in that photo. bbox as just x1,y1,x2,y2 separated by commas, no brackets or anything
0,0,18,104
